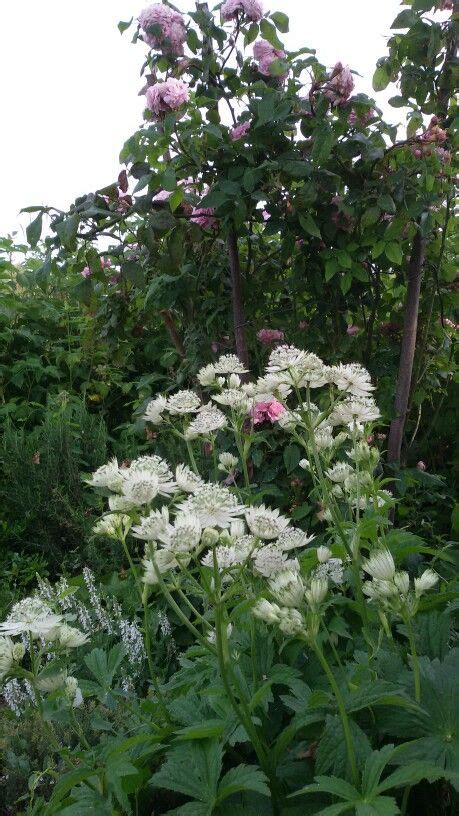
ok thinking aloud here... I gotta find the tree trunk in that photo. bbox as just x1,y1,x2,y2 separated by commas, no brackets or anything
387,229,426,465
227,229,250,371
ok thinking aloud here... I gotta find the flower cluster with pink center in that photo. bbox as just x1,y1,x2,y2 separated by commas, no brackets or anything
146,78,189,117
324,62,354,106
251,400,285,425
253,39,286,77
221,0,263,23
230,121,251,141
257,328,285,345
138,4,187,55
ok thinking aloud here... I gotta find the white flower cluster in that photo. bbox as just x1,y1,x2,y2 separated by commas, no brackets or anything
362,550,439,616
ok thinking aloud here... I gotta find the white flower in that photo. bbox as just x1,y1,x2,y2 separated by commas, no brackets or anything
331,363,374,397
363,550,396,581
316,546,332,563
166,390,201,415
277,409,302,431
197,363,218,386
253,545,298,577
251,374,292,401
393,571,410,595
94,513,132,540
314,426,336,451
58,624,88,648
277,528,315,551
121,471,160,505
131,507,172,543
128,455,176,495
313,558,344,585
212,389,250,412
299,458,311,470
202,539,253,570
169,513,202,553
178,484,245,528
184,406,228,439
12,642,25,662
65,675,83,707
371,579,398,598
253,599,282,624
305,577,328,608
414,568,439,597
297,354,329,388
214,354,248,375
218,452,239,473
142,549,180,584
0,598,62,638
201,527,220,548
266,345,308,373
230,518,246,539
326,462,353,483
143,395,167,424
36,671,67,692
108,494,136,512
86,458,123,492
278,608,304,636
245,505,290,540
269,570,304,607
329,397,380,427
228,373,241,388
207,623,233,644
0,637,14,680
175,463,204,493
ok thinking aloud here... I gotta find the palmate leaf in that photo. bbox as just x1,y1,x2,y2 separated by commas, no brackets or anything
150,739,223,803
216,765,270,803
315,715,372,778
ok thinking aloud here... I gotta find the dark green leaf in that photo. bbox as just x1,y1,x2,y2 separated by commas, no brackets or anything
270,12,289,33
26,213,43,248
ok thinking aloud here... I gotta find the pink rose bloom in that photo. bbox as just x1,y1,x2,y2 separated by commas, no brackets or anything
81,266,92,279
257,328,285,345
153,189,171,201
377,433,387,441
261,209,271,221
251,399,285,425
416,460,427,471
230,121,251,141
436,147,451,163
221,0,263,22
346,325,359,336
101,257,111,268
190,207,217,229
348,108,376,127
324,62,354,106
146,78,189,117
138,4,186,55
253,38,286,77
299,320,308,330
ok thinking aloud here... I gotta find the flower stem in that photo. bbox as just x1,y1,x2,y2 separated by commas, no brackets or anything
142,591,171,723
120,534,142,602
404,614,421,704
185,439,199,475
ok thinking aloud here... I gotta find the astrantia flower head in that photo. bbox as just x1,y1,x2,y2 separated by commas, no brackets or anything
0,637,14,680
326,461,353,483
214,354,249,375
202,539,253,570
277,408,302,431
313,557,344,585
245,504,290,539
131,506,172,543
363,549,396,581
146,78,189,117
1,597,62,637
277,528,315,551
184,405,228,440
252,598,282,624
166,390,201,415
218,452,239,472
414,568,439,597
212,389,251,413
129,455,175,492
197,363,217,386
178,484,245,528
175,463,204,493
253,545,297,577
142,549,179,584
221,0,263,22
121,471,160,505
58,624,88,649
269,569,305,608
329,397,380,427
317,545,332,563
266,345,308,373
169,513,202,553
331,363,374,397
94,513,132,540
305,577,328,608
297,353,329,388
138,4,187,54
86,458,123,492
143,395,167,424
108,494,137,512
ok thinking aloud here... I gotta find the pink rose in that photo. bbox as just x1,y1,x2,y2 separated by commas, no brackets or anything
324,62,354,106
190,207,217,229
261,209,271,221
146,78,189,117
81,266,92,279
230,121,251,141
253,39,286,77
416,460,427,471
138,4,186,55
153,189,172,202
346,325,359,336
251,400,285,424
348,108,376,127
101,257,111,268
221,0,263,22
257,328,285,345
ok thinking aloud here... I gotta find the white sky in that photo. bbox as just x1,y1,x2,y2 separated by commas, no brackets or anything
0,0,407,238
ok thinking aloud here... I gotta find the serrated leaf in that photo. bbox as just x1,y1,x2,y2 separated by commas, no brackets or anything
151,739,222,804
216,765,270,803
174,720,226,740
316,715,372,778
26,213,43,248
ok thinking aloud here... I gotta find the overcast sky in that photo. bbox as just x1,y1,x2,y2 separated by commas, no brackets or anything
1,0,408,238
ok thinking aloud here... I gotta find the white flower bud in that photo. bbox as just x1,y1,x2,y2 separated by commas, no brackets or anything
252,599,282,624
299,459,311,471
414,568,439,597
58,624,88,649
363,549,396,581
228,373,241,389
393,571,410,595
201,528,220,548
305,577,328,608
230,519,246,540
316,546,332,563
12,643,26,662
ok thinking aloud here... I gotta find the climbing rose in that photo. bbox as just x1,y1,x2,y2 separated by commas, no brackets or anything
146,78,189,116
190,207,217,229
251,400,286,424
221,0,263,22
324,62,354,106
230,121,251,141
346,325,359,336
422,117,447,144
416,461,427,471
348,108,376,127
257,328,285,345
253,39,286,76
138,4,186,55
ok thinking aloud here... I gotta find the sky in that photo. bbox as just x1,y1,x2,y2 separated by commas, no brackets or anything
0,0,407,238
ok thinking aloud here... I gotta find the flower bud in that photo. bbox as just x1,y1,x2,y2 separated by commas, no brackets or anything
230,519,246,540
316,546,332,563
12,642,26,662
201,528,220,548
393,571,410,595
305,577,328,608
414,568,438,597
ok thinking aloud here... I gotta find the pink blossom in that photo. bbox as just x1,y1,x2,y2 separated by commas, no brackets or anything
441,317,459,331
251,400,285,424
190,207,217,229
81,266,92,279
230,121,251,141
438,1,453,10
257,328,285,345
262,209,271,221
324,62,354,106
348,108,376,127
153,189,172,201
346,325,359,336
299,320,308,330
377,433,387,441
422,118,447,144
221,0,263,22
138,4,186,55
146,78,189,117
436,147,451,163
366,434,374,445
101,257,111,268
253,39,286,77
416,460,427,471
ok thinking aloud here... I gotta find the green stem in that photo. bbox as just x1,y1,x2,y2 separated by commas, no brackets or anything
312,640,358,785
185,439,199,475
142,591,171,723
405,614,421,704
120,534,142,602
152,561,216,656
401,784,411,816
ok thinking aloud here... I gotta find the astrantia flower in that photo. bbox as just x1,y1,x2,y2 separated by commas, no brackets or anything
197,363,218,386
230,518,246,539
142,549,179,584
1,598,62,638
131,506,172,543
218,452,239,472
252,598,282,623
316,545,332,563
121,471,160,505
143,395,167,424
58,624,88,649
278,527,315,551
269,569,304,607
363,550,396,581
175,463,204,493
0,637,14,680
94,513,132,540
253,39,286,77
277,408,302,431
393,571,410,595
305,577,328,608
86,458,123,492
201,539,253,570
108,494,137,512
278,608,304,636
138,4,187,54
168,513,202,553
297,353,329,388
230,121,251,141
245,505,290,539
329,397,380,427
214,354,249,375
266,345,308,373
253,545,292,577
313,558,344,585
221,0,263,22
178,484,245,528
166,390,201,415
212,389,251,413
184,406,228,440
129,455,175,491
331,363,374,397
146,78,189,117
414,568,439,597
326,461,353,483
314,425,336,451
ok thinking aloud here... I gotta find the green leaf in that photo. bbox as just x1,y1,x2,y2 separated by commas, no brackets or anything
216,765,270,803
388,96,407,108
312,121,334,166
84,644,125,689
270,12,289,33
356,797,399,816
283,443,301,474
372,67,391,92
377,194,396,214
391,9,418,29
151,739,223,804
150,210,176,231
361,745,395,795
118,18,133,34
55,213,80,248
299,213,322,238
384,243,403,265
291,774,359,801
325,260,338,281
316,715,372,778
169,187,184,212
26,213,43,248
174,720,226,740
48,767,97,809
376,762,456,794
244,23,259,47
340,272,352,295
259,19,284,50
